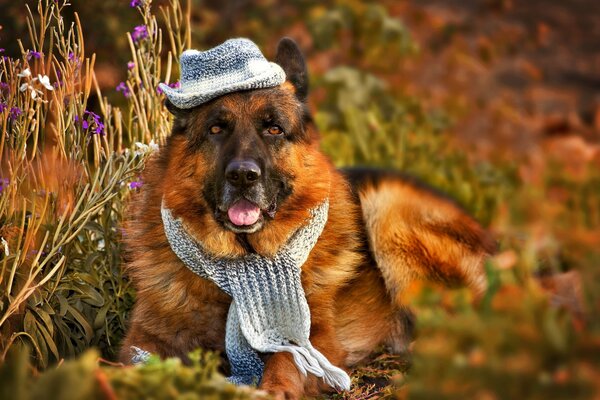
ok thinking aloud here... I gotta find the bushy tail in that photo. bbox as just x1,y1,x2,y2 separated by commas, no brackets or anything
346,168,496,307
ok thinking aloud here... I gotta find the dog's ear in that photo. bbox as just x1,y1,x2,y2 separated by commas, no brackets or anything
165,99,192,133
165,99,190,118
275,37,308,102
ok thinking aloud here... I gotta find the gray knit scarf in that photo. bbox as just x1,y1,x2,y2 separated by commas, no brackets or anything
143,199,350,391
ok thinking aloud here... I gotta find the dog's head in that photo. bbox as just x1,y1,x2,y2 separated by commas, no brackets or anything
160,38,332,257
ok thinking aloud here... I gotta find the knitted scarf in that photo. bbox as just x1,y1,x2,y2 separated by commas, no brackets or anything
153,199,351,391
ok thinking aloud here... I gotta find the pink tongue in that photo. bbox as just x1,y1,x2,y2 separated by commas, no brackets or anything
227,199,261,226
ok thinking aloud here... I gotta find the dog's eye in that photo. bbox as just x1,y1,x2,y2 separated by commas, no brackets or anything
209,125,223,135
267,125,284,136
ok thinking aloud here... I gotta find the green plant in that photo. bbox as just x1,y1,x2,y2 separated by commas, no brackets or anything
0,347,254,400
0,0,189,367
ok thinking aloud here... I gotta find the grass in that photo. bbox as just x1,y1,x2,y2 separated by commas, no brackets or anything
0,0,599,399
0,0,185,366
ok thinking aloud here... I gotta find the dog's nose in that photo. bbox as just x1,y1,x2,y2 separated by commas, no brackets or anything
225,159,261,187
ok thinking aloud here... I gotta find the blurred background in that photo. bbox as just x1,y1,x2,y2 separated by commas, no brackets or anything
3,0,600,156
0,0,599,399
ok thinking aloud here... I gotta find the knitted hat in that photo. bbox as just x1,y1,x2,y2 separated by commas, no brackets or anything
158,38,286,109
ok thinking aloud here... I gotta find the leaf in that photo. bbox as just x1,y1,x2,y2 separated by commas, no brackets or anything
73,273,100,287
31,306,54,336
56,294,69,317
24,311,48,368
23,311,36,334
77,285,105,307
54,318,75,356
33,329,48,368
482,260,501,313
31,350,99,400
542,309,568,354
34,318,59,361
0,345,31,400
84,251,103,271
66,305,93,343
93,302,111,330
83,221,105,235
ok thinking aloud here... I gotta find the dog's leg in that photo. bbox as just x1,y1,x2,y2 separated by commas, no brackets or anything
118,322,168,364
118,289,229,365
260,306,348,399
260,352,306,400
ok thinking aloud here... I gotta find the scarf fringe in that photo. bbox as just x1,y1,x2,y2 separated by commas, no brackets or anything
270,344,351,391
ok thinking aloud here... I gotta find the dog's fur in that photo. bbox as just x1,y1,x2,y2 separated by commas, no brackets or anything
119,38,496,398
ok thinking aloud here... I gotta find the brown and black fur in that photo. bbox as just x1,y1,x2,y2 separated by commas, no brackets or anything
119,38,496,398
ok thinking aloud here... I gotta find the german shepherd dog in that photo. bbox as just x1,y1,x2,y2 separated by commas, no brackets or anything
120,38,496,398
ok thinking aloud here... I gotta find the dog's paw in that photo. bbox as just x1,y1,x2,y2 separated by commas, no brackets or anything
260,385,301,400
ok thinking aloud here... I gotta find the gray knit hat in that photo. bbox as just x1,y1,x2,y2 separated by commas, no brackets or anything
159,38,286,109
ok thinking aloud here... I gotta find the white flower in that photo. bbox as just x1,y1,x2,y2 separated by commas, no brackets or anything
1,237,8,257
17,68,31,78
19,82,40,99
134,139,159,155
134,142,148,154
37,74,54,91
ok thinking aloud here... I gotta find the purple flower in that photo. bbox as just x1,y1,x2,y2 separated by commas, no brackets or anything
128,180,143,189
75,114,85,129
29,249,49,257
0,82,8,92
116,81,131,98
0,103,6,113
52,70,63,88
84,110,105,135
130,0,143,7
26,51,42,60
132,25,149,43
67,52,81,68
0,178,8,194
95,121,105,135
85,110,101,121
127,61,135,70
0,49,4,53
156,81,180,95
9,107,21,119
75,110,105,135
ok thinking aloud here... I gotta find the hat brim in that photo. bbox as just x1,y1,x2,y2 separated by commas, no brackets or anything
159,62,286,110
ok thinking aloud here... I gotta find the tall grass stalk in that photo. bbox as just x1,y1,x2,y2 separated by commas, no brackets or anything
0,0,190,367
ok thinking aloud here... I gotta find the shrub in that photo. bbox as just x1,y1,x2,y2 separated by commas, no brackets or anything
0,0,186,366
